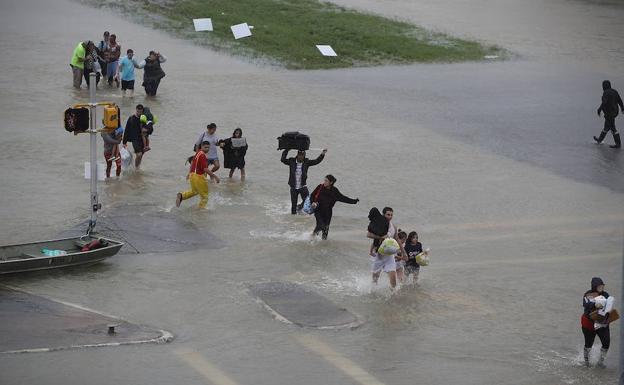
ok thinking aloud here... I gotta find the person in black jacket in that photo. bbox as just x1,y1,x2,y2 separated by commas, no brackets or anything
580,277,612,368
594,80,623,148
220,128,248,180
310,174,359,239
122,104,145,169
281,148,326,214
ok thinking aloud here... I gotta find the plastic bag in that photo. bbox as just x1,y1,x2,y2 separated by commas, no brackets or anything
415,249,430,266
120,147,133,170
302,196,314,214
378,238,399,256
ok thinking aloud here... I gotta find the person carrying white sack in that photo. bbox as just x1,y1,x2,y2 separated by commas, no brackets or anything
580,277,614,368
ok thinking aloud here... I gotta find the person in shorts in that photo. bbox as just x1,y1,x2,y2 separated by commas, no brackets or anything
122,104,146,169
370,247,397,290
116,49,140,97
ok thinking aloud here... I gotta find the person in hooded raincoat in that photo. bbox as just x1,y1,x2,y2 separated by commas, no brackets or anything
594,80,623,148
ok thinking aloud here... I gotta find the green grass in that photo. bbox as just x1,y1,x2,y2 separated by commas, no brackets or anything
87,0,505,69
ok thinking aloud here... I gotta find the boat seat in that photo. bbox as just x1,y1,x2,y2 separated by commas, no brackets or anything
20,253,41,259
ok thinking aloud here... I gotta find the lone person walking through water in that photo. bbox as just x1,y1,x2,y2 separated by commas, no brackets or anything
594,80,623,149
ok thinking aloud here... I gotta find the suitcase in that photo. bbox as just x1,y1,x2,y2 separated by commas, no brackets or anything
277,131,310,151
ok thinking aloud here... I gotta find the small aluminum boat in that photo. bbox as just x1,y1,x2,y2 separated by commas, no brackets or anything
0,235,123,274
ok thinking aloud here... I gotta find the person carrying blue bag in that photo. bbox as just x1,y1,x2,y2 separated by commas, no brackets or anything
309,174,359,240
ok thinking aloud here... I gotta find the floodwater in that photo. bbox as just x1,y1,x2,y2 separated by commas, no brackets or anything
0,0,622,384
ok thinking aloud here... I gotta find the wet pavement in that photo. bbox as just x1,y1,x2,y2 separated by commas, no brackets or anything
0,0,622,384
0,287,171,353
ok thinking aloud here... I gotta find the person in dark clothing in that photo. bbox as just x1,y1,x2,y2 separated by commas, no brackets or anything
594,80,623,148
581,277,613,368
139,51,167,96
122,104,146,169
219,128,248,180
310,174,359,240
404,231,424,284
281,148,326,214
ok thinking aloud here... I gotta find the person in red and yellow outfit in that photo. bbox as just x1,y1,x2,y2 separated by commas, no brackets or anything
176,141,220,209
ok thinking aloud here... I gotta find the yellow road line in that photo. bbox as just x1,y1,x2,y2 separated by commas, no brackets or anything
295,335,387,385
175,348,240,385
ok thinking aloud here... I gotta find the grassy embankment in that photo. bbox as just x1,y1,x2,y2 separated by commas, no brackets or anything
89,0,505,69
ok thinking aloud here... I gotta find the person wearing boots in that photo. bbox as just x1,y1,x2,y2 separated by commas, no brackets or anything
281,148,326,214
581,277,613,368
594,80,623,148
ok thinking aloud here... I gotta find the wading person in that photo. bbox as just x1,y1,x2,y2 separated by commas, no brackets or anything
96,31,110,79
139,51,166,96
102,127,123,178
195,123,220,181
105,34,121,87
83,46,101,88
404,231,425,284
581,277,614,368
115,49,140,97
122,104,146,169
281,148,326,214
176,141,219,209
219,127,248,180
309,174,359,240
594,80,623,148
367,207,405,288
70,41,93,88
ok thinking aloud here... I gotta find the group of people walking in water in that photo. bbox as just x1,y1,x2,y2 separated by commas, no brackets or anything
70,31,167,96
77,38,619,367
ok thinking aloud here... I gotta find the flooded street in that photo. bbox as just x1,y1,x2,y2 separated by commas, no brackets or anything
1,0,623,384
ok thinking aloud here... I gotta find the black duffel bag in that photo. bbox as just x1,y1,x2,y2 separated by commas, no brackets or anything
277,131,310,151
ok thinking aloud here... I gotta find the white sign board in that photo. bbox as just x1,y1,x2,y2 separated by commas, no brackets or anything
193,18,213,32
231,23,252,39
316,45,337,57
84,162,106,181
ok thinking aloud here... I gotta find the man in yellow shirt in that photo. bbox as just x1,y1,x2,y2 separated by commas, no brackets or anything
70,41,93,89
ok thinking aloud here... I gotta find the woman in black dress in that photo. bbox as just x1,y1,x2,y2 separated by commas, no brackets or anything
310,174,359,240
220,128,248,180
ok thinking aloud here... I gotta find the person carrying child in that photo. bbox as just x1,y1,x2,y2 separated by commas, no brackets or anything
176,141,220,209
139,106,156,152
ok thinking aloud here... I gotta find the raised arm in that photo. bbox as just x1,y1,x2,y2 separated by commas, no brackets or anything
158,53,167,63
307,149,327,167
618,92,624,113
280,149,290,165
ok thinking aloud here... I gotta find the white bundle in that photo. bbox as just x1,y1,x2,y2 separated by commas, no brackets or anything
594,295,615,329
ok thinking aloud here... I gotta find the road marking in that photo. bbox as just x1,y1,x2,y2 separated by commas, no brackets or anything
295,334,387,385
175,348,240,385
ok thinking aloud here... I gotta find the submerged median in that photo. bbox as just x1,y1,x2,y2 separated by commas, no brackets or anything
85,0,505,69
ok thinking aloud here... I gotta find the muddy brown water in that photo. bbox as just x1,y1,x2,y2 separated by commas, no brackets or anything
0,0,622,384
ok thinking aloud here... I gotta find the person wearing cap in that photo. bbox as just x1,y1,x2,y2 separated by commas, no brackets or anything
102,126,123,178
581,277,613,368
309,174,359,239
70,41,94,88
281,148,327,215
195,123,221,181
138,50,167,96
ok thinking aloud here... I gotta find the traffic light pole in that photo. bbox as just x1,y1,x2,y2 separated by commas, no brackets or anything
87,72,99,235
